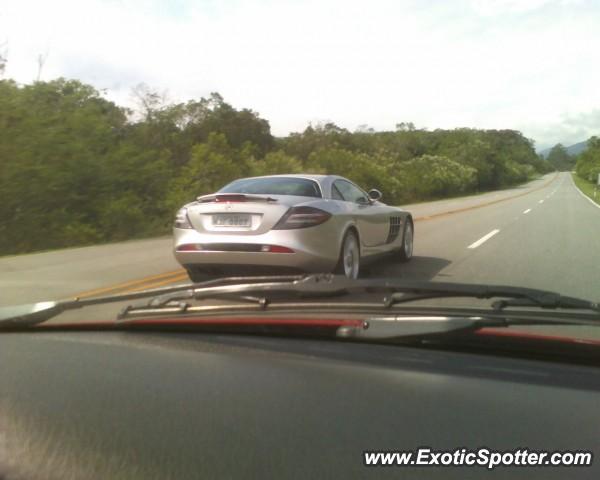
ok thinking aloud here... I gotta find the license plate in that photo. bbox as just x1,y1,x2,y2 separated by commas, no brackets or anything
212,214,251,227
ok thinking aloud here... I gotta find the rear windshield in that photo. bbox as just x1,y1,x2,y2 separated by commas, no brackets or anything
219,177,322,198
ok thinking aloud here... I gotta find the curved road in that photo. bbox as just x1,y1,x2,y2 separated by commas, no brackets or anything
370,172,599,302
1,172,598,314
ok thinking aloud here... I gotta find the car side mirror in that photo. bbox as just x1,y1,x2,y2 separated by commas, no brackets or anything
368,189,382,201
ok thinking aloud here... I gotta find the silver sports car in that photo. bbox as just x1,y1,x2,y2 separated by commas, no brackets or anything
173,174,413,281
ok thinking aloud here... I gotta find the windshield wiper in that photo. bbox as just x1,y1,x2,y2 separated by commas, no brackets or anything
382,287,600,312
133,275,600,315
1,274,598,329
0,275,301,328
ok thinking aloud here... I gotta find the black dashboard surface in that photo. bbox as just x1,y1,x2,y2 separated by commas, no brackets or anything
1,331,599,479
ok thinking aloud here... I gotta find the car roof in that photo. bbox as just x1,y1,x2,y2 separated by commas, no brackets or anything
225,175,367,199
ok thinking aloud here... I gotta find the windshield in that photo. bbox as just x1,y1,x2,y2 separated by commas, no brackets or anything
0,0,599,333
219,177,322,197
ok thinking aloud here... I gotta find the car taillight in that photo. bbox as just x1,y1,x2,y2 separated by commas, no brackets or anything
260,245,294,253
174,208,192,229
273,206,331,230
176,244,202,251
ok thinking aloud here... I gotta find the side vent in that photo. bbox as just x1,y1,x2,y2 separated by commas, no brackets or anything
386,216,403,244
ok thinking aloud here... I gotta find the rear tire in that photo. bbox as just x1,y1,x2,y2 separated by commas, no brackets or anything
397,219,414,262
334,231,360,279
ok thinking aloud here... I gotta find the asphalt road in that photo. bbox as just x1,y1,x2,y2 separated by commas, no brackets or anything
372,172,600,302
1,172,598,321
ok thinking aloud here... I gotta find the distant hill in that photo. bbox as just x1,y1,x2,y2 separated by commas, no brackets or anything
539,139,589,158
565,140,588,156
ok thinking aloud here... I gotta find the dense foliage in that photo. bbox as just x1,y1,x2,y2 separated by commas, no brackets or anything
0,78,551,255
574,137,600,183
546,143,576,171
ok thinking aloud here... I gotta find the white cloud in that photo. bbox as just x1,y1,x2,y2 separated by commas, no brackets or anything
525,109,600,150
1,0,599,147
470,0,584,16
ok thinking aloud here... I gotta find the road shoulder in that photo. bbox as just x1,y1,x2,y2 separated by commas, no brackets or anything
571,173,600,209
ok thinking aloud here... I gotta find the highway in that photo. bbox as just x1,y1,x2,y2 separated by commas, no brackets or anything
1,172,598,320
371,172,600,302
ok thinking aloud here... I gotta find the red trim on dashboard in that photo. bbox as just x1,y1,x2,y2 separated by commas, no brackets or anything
36,318,364,329
126,317,363,327
476,328,600,346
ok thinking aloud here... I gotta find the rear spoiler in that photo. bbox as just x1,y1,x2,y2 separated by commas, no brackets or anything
196,193,278,203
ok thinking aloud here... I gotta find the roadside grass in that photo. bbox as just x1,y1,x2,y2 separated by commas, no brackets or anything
572,173,600,205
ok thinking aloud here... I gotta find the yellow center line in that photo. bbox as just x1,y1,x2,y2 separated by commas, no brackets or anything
413,173,558,222
73,269,187,299
122,272,190,293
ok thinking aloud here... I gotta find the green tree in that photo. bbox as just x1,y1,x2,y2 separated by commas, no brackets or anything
575,137,600,182
165,133,242,212
546,144,575,171
248,150,303,176
400,155,477,199
182,93,274,156
0,79,128,253
0,74,552,256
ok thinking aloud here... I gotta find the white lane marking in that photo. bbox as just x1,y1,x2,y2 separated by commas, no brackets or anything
468,229,500,249
523,208,531,214
538,200,544,204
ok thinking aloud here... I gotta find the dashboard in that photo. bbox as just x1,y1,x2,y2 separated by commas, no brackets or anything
1,330,599,479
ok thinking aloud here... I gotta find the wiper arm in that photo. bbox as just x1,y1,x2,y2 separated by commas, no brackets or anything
0,275,302,328
1,274,599,329
174,275,600,313
118,276,600,322
336,316,507,341
149,276,595,305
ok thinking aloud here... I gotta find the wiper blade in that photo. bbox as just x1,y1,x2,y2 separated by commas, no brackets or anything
1,274,599,329
383,289,600,313
115,276,600,325
490,296,599,311
197,276,600,312
0,275,301,328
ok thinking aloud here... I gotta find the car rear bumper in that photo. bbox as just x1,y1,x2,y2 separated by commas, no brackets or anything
173,227,340,273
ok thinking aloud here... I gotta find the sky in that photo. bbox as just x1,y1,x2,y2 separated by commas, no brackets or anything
1,0,599,150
